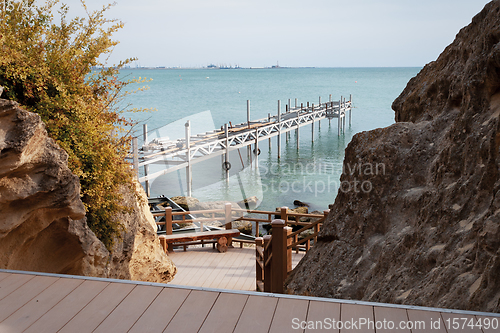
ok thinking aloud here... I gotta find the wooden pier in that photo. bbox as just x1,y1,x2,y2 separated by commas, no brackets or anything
131,95,352,196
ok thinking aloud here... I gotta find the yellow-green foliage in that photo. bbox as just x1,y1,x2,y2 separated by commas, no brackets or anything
0,0,147,250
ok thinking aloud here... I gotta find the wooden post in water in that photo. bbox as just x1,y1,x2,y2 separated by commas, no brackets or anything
247,102,252,165
311,104,315,142
185,121,192,197
132,137,139,180
296,125,299,150
142,124,150,197
285,104,289,143
277,100,281,159
295,98,298,108
349,94,352,126
288,99,291,112
247,101,251,163
318,101,321,130
343,97,346,130
224,123,229,181
254,128,259,168
268,113,271,150
338,99,341,136
328,101,332,126
247,100,250,128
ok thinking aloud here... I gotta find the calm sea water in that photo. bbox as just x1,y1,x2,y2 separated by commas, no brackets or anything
121,67,420,212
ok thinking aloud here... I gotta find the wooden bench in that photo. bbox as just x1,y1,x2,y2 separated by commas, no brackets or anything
159,229,240,253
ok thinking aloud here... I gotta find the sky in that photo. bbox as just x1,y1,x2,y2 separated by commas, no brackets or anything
66,0,490,68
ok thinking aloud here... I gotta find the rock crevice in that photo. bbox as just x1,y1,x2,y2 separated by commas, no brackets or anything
285,0,500,313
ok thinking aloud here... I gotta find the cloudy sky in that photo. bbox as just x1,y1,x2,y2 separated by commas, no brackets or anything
72,0,489,68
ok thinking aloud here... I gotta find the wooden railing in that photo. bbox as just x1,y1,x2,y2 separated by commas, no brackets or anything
152,203,328,255
255,210,329,293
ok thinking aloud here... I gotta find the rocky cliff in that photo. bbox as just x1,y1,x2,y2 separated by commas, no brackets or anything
0,99,176,282
285,1,500,312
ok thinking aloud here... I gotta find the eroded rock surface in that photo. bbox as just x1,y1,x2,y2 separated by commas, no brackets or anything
0,99,176,283
285,1,500,312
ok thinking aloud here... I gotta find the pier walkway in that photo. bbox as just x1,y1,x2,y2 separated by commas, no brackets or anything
1,269,498,332
131,95,352,196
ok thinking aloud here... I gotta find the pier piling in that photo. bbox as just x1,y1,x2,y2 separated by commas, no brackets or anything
277,100,281,159
185,120,192,196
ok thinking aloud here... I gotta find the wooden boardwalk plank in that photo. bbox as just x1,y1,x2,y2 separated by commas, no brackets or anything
208,248,249,289
199,293,249,333
23,280,109,333
373,306,410,333
224,252,255,290
199,251,236,289
58,282,135,333
173,249,220,287
340,303,375,333
0,272,11,283
93,284,162,332
0,273,34,301
176,251,213,287
211,249,249,290
0,275,57,322
305,300,341,333
440,313,483,332
164,290,219,332
269,297,309,333
229,266,254,291
189,250,229,287
169,247,307,291
1,277,82,332
233,295,278,333
128,288,191,333
0,271,499,333
406,309,446,333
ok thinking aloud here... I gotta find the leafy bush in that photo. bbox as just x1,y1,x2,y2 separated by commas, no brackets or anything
0,0,148,250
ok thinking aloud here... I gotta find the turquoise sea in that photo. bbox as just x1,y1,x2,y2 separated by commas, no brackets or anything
122,67,420,212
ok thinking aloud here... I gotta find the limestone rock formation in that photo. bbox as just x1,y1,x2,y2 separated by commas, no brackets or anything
285,1,500,313
0,99,176,283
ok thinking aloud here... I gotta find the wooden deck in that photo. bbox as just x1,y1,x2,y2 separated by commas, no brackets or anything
0,270,499,333
168,246,304,290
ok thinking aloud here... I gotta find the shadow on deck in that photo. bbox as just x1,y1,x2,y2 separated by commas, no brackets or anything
168,246,304,291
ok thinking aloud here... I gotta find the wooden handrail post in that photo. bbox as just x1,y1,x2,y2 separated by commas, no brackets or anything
286,227,292,274
224,203,233,247
256,237,263,290
294,234,298,254
271,219,286,293
165,206,174,252
263,235,272,292
280,207,288,225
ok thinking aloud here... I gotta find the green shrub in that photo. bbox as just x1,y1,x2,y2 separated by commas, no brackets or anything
0,0,148,250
